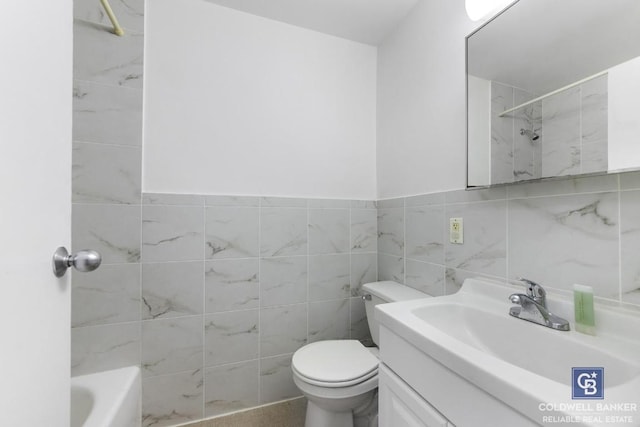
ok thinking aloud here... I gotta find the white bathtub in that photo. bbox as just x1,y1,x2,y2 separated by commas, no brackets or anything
71,366,141,427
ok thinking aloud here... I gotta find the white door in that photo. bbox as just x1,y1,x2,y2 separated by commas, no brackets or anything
0,2,73,426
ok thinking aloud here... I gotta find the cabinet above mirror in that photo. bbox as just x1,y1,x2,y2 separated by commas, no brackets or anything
467,0,640,188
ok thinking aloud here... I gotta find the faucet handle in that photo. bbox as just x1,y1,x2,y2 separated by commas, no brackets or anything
516,277,546,302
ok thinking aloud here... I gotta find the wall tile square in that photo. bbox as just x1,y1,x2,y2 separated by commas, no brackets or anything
509,193,619,297
205,361,259,417
74,19,143,88
351,209,377,253
142,205,204,262
513,88,541,181
142,316,203,377
142,370,203,427
405,260,445,296
260,354,300,404
260,304,307,357
71,322,140,376
620,171,640,190
261,197,307,208
260,208,307,257
308,299,349,343
351,200,377,209
72,142,141,204
309,254,350,301
72,263,141,327
143,193,204,206
620,191,640,304
507,174,618,199
581,74,608,147
377,254,404,283
581,142,609,174
142,261,204,320
490,81,515,184
445,200,507,278
205,310,259,367
405,205,444,263
350,253,377,296
308,209,349,254
205,259,259,313
74,0,145,33
73,203,141,264
260,256,307,307
73,80,142,146
541,87,581,178
205,195,259,207
377,198,403,209
349,297,371,343
308,199,351,208
377,208,404,256
445,268,504,295
205,207,259,259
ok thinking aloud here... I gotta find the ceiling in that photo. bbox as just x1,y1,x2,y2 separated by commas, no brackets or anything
468,0,640,94
203,0,420,45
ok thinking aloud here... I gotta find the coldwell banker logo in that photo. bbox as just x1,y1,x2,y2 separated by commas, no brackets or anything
572,367,604,399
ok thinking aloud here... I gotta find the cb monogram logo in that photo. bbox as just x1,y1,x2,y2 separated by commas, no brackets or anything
572,367,604,399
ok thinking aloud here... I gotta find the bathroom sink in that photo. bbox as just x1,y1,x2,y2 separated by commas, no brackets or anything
411,302,640,387
376,278,640,425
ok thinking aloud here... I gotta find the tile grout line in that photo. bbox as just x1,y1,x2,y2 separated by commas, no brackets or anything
348,205,352,339
579,84,584,174
138,193,143,409
202,201,206,418
617,175,623,303
403,197,407,284
306,201,310,348
257,198,262,406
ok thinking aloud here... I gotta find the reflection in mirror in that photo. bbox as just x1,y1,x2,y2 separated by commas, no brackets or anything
467,0,640,187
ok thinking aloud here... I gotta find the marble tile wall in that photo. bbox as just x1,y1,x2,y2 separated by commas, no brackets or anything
71,0,144,382
137,194,376,426
491,81,542,184
74,190,377,426
378,172,640,310
541,75,608,177
490,76,607,184
70,3,375,424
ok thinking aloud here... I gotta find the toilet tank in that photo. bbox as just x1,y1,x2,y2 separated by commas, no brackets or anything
362,281,429,346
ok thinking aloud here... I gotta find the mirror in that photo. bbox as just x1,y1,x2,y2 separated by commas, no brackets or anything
466,0,640,187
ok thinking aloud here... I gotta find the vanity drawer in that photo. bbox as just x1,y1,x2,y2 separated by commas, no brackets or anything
379,363,453,427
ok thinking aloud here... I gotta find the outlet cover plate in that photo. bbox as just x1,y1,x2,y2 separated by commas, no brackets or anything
450,217,463,244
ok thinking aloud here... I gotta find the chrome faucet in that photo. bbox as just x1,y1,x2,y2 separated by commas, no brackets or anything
509,278,570,331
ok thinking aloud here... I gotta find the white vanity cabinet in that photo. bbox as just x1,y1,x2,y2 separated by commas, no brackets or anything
379,364,454,427
377,324,538,427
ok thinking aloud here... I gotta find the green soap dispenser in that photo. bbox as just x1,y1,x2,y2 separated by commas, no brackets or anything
573,284,596,335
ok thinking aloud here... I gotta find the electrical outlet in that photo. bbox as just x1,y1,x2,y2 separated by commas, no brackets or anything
450,217,463,244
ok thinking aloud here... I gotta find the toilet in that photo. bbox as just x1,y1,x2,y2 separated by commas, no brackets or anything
292,281,429,427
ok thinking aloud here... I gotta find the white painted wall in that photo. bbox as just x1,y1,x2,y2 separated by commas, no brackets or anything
376,0,479,198
144,0,377,199
0,2,72,426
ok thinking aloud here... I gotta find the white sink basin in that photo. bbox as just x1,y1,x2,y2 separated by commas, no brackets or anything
411,302,640,387
377,278,640,426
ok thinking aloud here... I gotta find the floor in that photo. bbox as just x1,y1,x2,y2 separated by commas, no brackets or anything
182,397,306,427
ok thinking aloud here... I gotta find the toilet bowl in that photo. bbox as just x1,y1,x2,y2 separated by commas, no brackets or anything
292,281,429,427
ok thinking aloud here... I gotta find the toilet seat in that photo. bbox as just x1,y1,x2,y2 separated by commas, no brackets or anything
292,340,379,388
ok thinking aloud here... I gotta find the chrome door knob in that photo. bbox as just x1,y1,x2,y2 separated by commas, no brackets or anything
52,247,102,278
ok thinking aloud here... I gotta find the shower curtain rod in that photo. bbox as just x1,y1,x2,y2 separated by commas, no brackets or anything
497,69,608,117
100,0,124,36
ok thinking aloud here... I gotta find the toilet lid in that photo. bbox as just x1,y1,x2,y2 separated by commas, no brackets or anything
292,340,379,385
